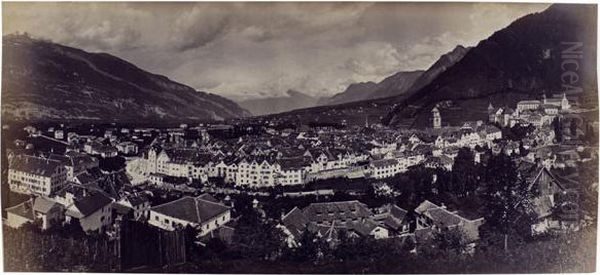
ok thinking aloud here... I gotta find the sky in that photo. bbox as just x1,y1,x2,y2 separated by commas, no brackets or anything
3,2,549,101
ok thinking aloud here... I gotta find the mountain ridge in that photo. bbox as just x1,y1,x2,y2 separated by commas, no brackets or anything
1,34,251,123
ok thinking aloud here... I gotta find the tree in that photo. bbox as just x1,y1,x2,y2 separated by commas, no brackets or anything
584,123,597,145
231,209,285,260
570,119,578,137
552,117,563,142
432,227,469,255
480,153,537,252
285,230,331,263
451,147,479,197
405,165,435,204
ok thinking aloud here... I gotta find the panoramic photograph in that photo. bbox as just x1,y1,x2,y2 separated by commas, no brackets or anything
0,1,598,273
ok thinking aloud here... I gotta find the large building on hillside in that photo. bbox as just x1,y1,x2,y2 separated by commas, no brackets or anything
8,155,68,196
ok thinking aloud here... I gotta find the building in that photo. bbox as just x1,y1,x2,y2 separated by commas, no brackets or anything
372,204,411,236
5,200,35,228
148,194,231,236
280,200,392,245
517,162,571,234
8,155,67,196
64,191,114,233
48,151,99,181
54,130,64,140
235,158,280,187
432,107,441,129
369,159,401,179
517,100,541,113
116,194,151,221
147,147,210,182
33,197,65,230
116,141,138,155
414,200,485,243
543,93,570,111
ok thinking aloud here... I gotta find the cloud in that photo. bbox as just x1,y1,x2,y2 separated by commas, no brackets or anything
3,2,549,99
168,4,232,51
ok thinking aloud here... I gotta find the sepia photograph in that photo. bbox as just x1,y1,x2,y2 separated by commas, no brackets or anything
0,1,598,273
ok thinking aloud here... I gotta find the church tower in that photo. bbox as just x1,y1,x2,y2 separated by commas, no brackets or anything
432,107,441,129
561,93,570,110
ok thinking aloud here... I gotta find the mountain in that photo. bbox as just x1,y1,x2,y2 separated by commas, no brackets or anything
404,45,471,96
325,71,423,105
264,4,596,128
323,45,471,107
237,90,323,116
325,82,378,106
1,34,251,123
385,4,597,127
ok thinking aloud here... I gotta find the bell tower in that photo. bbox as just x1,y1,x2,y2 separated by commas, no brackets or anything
432,107,441,129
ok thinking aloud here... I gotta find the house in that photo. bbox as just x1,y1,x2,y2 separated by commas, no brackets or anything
5,200,35,228
516,100,541,113
280,200,390,245
84,141,118,158
147,147,210,182
116,141,138,155
517,162,569,234
8,155,68,196
277,157,307,186
33,197,65,230
414,200,484,244
369,158,401,179
49,151,99,180
54,130,64,140
63,190,114,233
116,194,150,221
148,194,231,236
372,204,411,236
235,158,280,187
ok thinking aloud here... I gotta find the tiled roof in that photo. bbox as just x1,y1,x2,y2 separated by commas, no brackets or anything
33,197,60,214
414,200,439,215
71,191,113,217
6,200,35,220
426,208,462,227
9,155,62,177
302,200,372,225
150,195,230,224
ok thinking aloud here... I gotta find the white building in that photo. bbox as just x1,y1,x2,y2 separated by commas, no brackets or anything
369,159,401,179
8,155,67,196
148,194,231,236
63,191,114,233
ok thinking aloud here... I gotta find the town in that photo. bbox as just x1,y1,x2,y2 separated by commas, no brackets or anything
1,91,597,272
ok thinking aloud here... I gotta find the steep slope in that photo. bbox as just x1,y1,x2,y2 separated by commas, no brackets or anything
404,45,471,96
325,82,378,105
369,70,425,99
325,71,423,105
1,34,251,123
238,90,322,116
386,4,597,127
